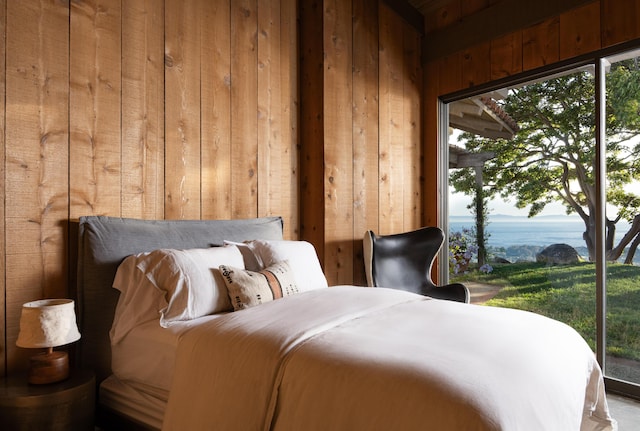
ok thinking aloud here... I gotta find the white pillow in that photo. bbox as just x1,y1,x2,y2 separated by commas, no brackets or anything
223,240,262,271
219,260,299,311
245,240,328,291
138,245,244,327
111,253,167,344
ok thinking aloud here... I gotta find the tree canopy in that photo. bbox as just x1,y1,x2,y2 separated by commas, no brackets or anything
450,58,640,262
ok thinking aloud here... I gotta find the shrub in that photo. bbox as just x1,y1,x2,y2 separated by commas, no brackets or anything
449,228,478,274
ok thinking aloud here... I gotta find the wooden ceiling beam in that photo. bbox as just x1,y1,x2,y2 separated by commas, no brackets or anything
423,0,596,62
381,0,425,35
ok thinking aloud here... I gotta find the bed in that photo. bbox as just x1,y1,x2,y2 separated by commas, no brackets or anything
75,215,617,431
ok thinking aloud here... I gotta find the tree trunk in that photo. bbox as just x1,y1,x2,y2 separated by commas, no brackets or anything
605,219,616,253
623,233,640,264
475,193,486,268
607,214,640,262
474,167,486,268
583,221,596,262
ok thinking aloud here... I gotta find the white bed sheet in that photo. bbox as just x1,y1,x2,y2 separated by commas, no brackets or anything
100,375,166,430
107,313,225,429
111,314,224,393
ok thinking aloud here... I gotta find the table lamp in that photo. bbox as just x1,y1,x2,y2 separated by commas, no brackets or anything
16,299,81,384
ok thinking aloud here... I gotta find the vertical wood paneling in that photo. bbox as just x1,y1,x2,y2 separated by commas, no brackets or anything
523,17,560,70
426,1,461,33
5,0,69,371
424,60,440,228
0,0,6,375
202,0,232,220
379,5,404,235
403,25,422,230
122,0,164,220
601,0,640,48
299,0,325,257
324,0,353,284
231,0,259,219
70,0,121,218
257,0,282,218
634,0,640,42
0,0,321,377
438,51,462,95
462,42,491,89
352,0,379,284
559,1,601,60
490,31,523,80
299,0,423,282
280,0,298,239
164,0,201,219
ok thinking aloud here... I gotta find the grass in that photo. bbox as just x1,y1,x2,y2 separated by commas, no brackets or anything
453,262,640,361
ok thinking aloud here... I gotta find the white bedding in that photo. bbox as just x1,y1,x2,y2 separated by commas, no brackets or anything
100,375,167,430
111,315,224,394
108,312,229,429
161,286,616,431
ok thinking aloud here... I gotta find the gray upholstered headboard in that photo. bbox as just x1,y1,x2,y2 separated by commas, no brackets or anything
76,215,284,383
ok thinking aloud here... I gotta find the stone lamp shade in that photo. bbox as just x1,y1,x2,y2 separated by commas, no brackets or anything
16,299,81,384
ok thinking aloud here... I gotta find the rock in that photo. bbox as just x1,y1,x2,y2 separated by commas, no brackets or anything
491,257,511,264
536,243,580,265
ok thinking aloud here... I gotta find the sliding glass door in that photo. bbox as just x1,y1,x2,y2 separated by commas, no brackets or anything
603,49,640,388
442,46,640,398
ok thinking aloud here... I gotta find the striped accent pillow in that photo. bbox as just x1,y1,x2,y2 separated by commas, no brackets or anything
219,261,299,311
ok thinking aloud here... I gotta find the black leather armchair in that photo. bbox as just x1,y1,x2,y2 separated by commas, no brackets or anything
363,227,470,303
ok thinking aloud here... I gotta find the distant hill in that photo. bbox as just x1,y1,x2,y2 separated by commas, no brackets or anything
450,214,582,222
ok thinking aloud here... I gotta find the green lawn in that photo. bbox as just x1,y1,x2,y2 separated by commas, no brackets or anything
454,262,640,360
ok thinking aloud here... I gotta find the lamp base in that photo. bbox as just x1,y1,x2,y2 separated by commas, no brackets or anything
28,350,69,385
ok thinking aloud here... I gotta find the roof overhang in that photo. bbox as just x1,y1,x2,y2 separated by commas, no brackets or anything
449,94,518,140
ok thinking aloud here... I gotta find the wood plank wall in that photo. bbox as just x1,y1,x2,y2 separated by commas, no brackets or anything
0,0,421,375
300,0,423,286
5,0,71,376
423,0,640,225
0,0,302,375
0,0,5,383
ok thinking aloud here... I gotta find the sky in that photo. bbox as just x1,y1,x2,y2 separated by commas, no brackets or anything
449,192,570,217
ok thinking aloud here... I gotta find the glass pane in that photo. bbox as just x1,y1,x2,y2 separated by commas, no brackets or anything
448,68,600,352
604,50,640,386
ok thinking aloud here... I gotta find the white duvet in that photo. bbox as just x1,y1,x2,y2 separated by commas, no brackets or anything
162,286,616,431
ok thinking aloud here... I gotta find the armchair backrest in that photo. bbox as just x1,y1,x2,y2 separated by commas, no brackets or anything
363,227,445,294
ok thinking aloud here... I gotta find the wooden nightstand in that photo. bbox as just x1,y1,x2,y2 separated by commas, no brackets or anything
0,368,95,430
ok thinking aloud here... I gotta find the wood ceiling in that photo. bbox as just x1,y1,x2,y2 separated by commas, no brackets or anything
407,0,451,14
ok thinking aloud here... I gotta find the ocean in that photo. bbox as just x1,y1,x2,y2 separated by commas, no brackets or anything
449,215,632,249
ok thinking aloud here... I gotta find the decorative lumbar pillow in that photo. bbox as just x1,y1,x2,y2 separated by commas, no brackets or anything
219,261,299,311
138,245,245,326
245,240,329,291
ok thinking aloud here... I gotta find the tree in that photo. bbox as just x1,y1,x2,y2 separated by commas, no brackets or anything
450,59,640,262
472,183,489,267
